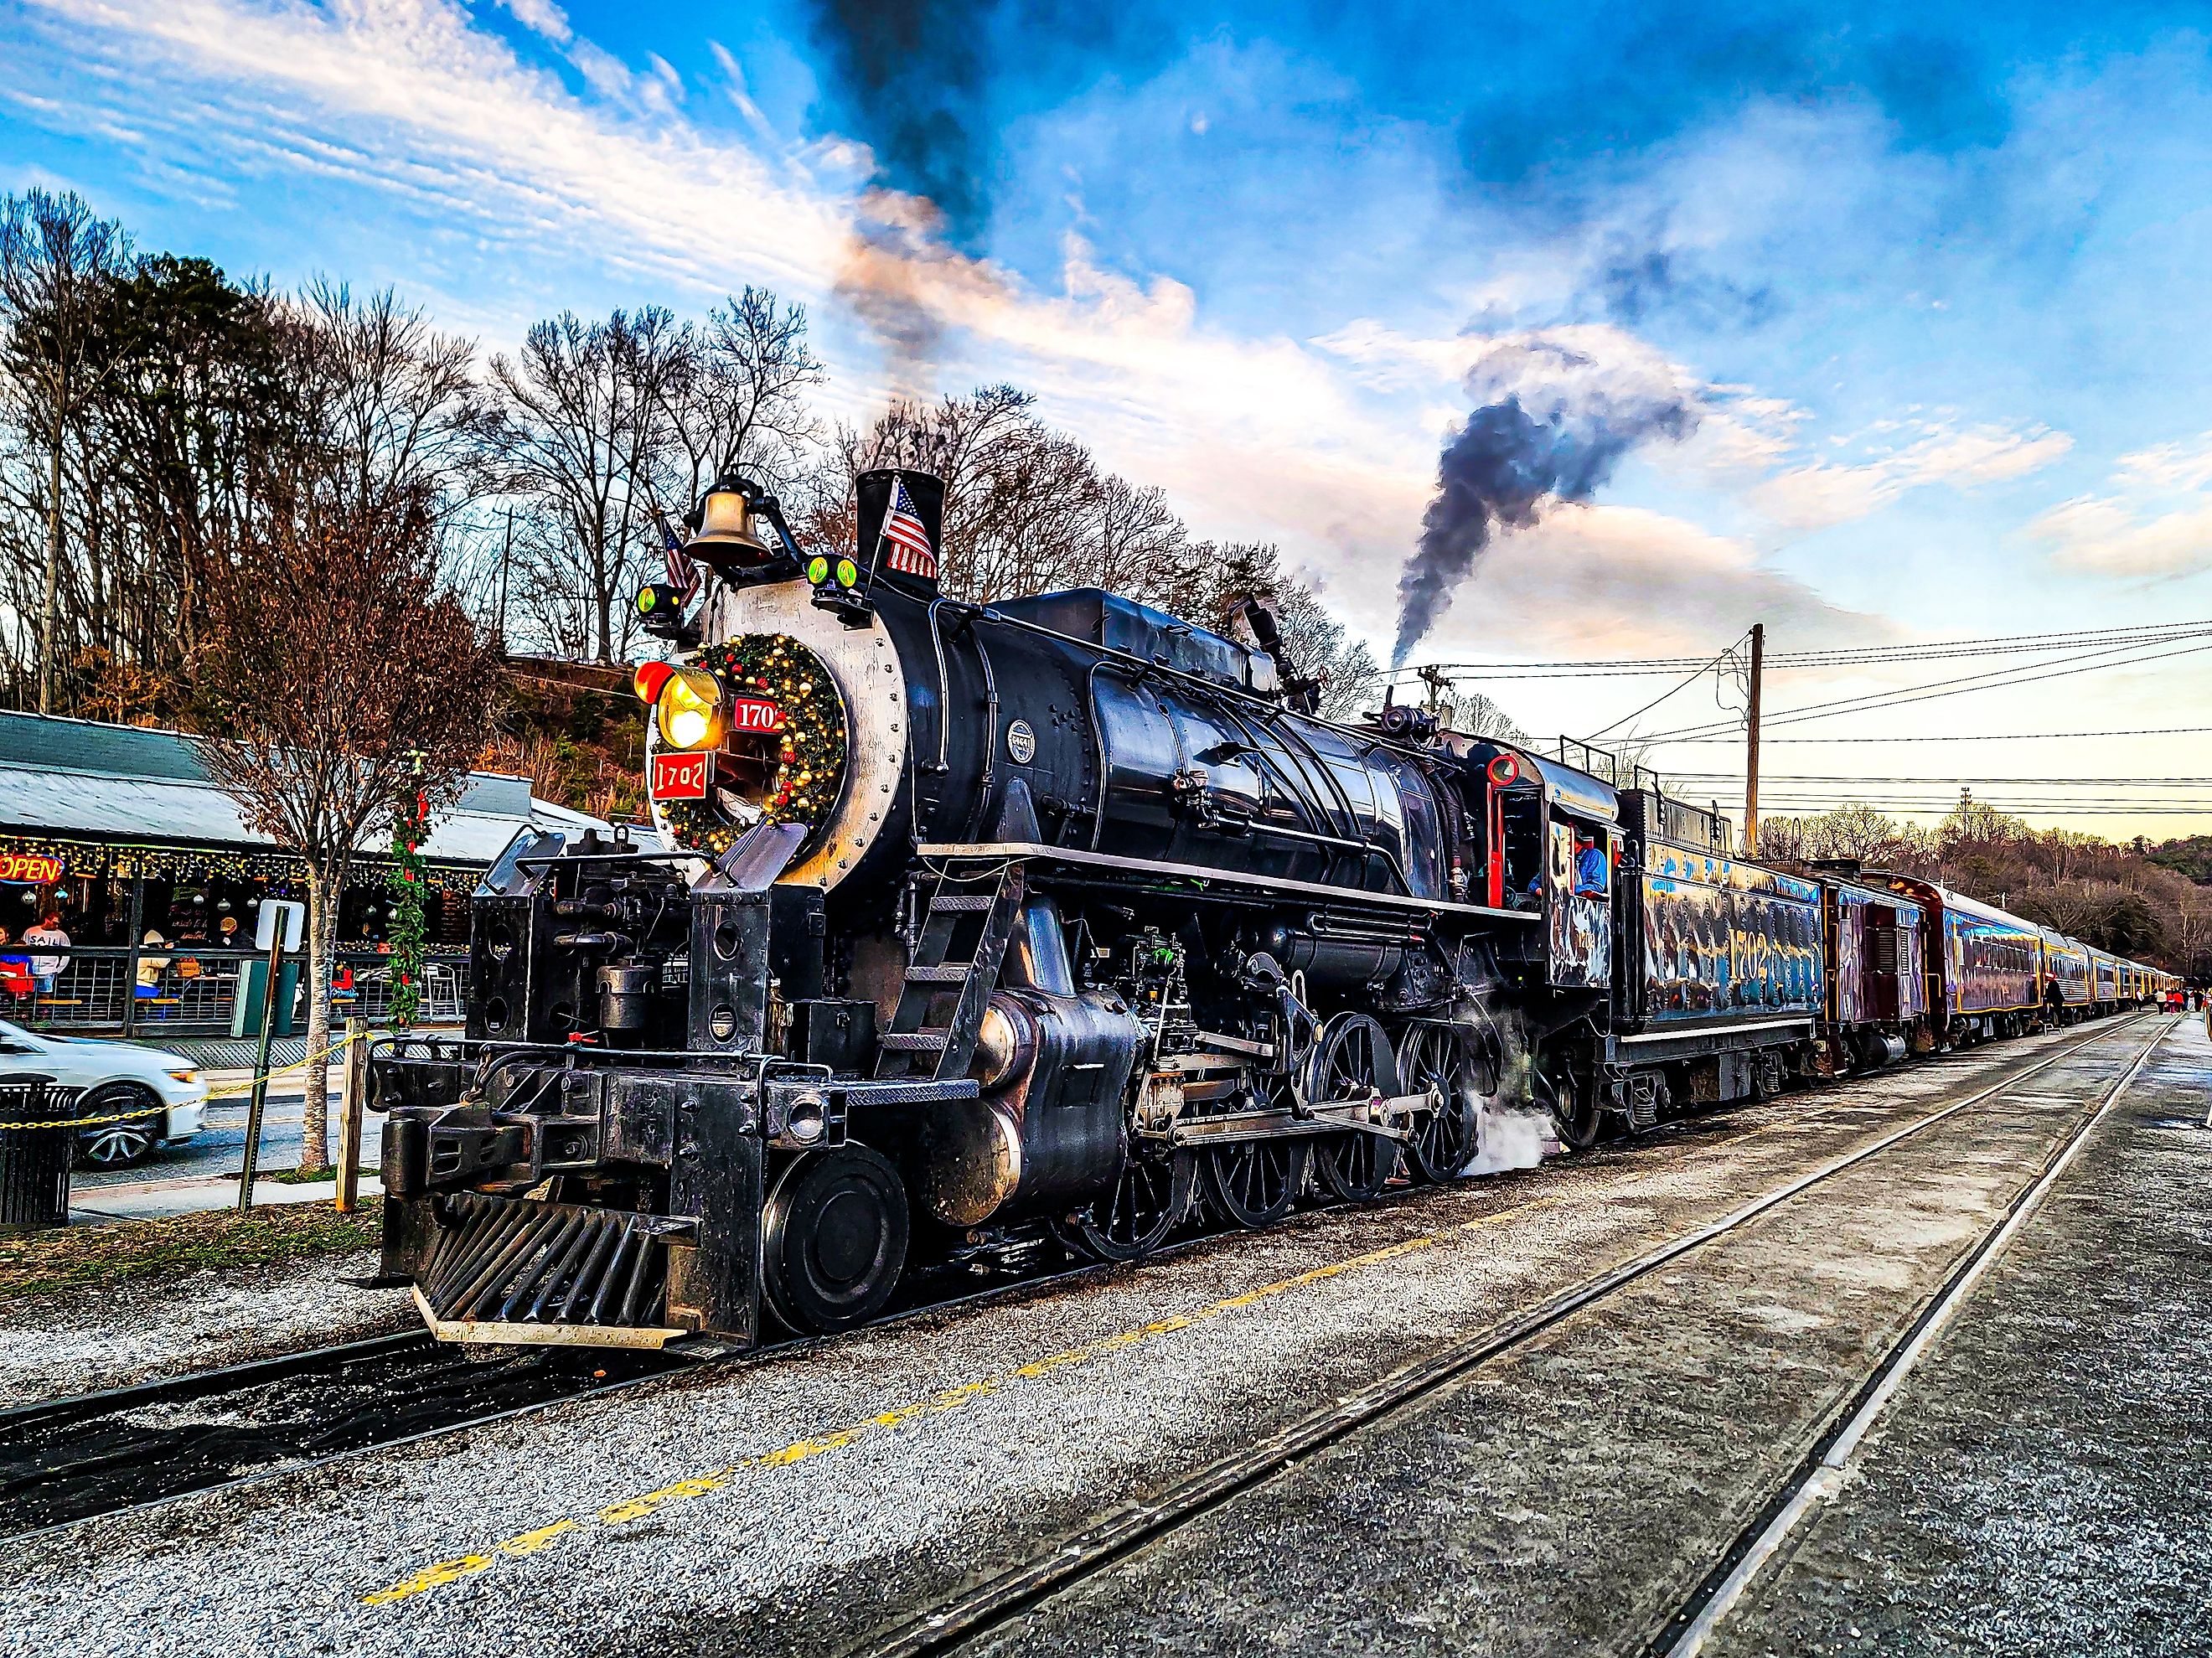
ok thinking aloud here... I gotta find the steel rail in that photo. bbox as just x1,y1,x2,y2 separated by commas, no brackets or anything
845,1013,2160,1658
0,1330,432,1437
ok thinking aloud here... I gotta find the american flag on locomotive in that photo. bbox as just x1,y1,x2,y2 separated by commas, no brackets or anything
657,508,700,601
881,476,937,579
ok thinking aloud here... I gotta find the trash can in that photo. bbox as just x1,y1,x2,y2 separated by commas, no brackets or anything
0,1075,71,1232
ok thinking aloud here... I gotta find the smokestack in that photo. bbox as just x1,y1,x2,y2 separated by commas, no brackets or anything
855,467,946,597
1391,342,1701,667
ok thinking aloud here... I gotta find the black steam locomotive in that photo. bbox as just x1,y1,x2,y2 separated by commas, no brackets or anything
368,468,2171,1351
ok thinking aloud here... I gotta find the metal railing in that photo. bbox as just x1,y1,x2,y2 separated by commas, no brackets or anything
0,945,470,1034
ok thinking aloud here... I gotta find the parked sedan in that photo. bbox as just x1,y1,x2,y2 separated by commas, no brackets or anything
0,1018,209,1168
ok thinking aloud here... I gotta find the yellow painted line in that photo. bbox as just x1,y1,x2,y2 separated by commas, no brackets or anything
362,1047,2101,1609
361,1198,1564,1607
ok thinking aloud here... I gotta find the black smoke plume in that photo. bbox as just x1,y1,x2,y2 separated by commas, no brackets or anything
804,0,993,235
1393,382,1698,667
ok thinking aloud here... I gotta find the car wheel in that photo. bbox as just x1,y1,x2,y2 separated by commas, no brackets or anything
75,1086,164,1170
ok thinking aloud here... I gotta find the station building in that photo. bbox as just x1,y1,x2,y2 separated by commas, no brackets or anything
0,711,603,1037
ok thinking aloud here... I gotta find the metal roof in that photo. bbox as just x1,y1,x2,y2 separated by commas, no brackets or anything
1517,752,1621,825
0,711,610,865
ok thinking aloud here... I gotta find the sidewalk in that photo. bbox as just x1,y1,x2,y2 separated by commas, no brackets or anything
68,1170,385,1226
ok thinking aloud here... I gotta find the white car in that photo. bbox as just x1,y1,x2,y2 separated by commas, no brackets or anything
0,1018,209,1169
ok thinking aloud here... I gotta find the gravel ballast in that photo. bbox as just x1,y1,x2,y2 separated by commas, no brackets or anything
0,1249,413,1408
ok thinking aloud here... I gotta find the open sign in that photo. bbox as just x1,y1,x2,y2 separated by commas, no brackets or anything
651,751,714,801
0,852,61,883
727,695,785,734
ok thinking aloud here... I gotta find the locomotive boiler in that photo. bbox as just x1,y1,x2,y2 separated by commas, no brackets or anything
370,469,1544,1348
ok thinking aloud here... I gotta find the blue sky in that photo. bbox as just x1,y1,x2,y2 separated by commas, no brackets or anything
6,0,2212,829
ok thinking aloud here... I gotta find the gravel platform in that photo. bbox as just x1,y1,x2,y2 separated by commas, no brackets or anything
1702,1015,2212,1658
945,1020,2171,1657
0,1253,413,1410
0,1020,2161,1658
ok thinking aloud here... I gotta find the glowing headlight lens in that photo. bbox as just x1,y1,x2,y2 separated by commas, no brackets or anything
655,667,724,752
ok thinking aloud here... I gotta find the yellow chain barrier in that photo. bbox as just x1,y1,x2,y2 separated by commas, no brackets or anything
0,1031,365,1131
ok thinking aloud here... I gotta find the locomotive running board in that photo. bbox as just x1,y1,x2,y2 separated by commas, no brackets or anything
409,1287,690,1350
918,842,1537,924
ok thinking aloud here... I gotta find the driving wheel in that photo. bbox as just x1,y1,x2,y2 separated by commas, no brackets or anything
1305,1013,1401,1201
762,1144,909,1334
1202,1137,1308,1228
1056,1148,1195,1262
1397,1022,1479,1185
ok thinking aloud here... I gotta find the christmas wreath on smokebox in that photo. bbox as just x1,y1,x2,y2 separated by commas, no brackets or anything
659,633,848,858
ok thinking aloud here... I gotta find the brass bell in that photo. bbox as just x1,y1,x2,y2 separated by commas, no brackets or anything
687,474,773,562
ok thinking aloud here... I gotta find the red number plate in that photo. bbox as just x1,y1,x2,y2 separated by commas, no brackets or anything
727,695,785,733
650,751,713,800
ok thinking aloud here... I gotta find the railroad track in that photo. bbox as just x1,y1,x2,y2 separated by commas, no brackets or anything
846,1012,2165,1658
1,1016,2146,1547
1,1197,1357,1540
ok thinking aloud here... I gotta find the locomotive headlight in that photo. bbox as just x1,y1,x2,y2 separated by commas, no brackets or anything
655,666,724,751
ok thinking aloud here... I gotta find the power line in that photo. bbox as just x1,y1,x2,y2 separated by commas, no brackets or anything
1654,726,2212,745
1642,634,2203,741
1762,812,2212,820
1380,618,2212,682
1664,774,2212,785
1587,633,1747,740
1642,638,2212,743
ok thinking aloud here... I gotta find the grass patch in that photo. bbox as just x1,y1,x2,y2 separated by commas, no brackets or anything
0,1197,382,1302
237,1165,341,1186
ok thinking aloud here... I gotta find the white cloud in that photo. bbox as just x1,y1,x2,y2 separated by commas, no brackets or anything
8,0,1925,669
2115,431,2212,493
1737,418,2073,530
1459,504,1894,659
490,0,566,44
2031,441,2212,581
1317,323,2070,539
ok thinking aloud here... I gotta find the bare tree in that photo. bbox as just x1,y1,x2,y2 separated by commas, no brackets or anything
488,309,685,663
290,281,483,524
194,483,498,1168
659,287,825,508
0,190,131,710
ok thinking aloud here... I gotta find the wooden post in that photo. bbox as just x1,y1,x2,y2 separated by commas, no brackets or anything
334,1015,368,1213
1744,622,1765,857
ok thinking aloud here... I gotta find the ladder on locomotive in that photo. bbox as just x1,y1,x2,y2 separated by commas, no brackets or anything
876,863,1028,1082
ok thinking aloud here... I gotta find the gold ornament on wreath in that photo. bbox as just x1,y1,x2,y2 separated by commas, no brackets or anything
659,633,849,858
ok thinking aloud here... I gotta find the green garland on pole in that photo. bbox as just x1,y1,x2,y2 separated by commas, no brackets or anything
389,754,430,1026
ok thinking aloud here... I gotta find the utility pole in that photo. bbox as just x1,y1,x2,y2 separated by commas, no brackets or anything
1744,622,1765,856
1416,664,1454,729
496,504,514,653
